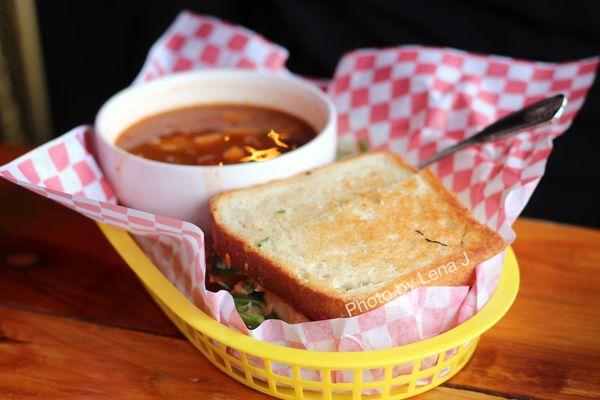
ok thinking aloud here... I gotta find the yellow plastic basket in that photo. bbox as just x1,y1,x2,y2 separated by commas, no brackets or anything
98,222,519,399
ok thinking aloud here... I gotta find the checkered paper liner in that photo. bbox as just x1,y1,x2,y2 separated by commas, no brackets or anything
1,11,597,384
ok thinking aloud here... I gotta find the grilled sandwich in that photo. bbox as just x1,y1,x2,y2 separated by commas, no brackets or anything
210,151,505,320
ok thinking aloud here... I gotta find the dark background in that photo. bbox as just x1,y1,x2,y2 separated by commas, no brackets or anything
35,0,600,227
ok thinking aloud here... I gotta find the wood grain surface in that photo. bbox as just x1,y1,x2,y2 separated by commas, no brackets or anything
1,144,599,399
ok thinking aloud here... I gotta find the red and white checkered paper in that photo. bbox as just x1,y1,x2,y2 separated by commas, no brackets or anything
1,11,597,383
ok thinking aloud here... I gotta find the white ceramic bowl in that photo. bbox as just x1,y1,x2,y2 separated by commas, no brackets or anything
95,70,337,232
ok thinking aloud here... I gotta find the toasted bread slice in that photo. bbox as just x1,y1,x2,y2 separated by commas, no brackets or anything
211,151,505,320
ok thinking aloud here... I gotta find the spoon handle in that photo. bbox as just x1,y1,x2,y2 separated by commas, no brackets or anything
417,94,567,169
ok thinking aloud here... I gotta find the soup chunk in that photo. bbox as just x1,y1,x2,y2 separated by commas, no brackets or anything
116,105,317,166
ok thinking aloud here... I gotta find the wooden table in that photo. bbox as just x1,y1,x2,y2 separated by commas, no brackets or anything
1,144,599,400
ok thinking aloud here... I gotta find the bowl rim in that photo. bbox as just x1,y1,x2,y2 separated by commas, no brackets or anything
94,69,337,171
98,222,520,368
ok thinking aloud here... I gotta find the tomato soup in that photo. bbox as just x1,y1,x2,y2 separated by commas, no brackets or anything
115,104,317,166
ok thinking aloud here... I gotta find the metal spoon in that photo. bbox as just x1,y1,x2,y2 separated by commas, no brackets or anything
417,94,567,169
